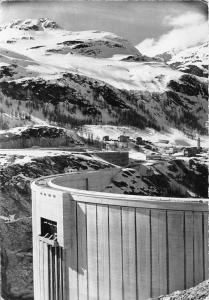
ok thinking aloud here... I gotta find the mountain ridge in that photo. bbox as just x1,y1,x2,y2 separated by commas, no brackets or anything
0,18,208,136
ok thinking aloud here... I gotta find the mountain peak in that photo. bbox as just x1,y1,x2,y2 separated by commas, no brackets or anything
0,18,139,58
0,18,60,31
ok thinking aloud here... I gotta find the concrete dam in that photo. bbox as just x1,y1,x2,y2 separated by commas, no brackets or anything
31,168,208,300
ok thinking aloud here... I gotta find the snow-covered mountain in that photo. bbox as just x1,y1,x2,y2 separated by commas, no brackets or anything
0,18,139,58
168,42,209,78
0,18,208,136
155,43,209,78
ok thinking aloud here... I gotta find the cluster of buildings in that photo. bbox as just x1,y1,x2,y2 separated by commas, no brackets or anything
102,134,203,160
102,135,144,150
183,137,202,157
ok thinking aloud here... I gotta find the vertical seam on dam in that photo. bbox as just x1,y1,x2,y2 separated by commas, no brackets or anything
86,203,89,300
121,207,124,300
183,211,186,290
135,208,138,300
193,211,195,286
149,209,152,298
202,212,205,280
108,206,111,300
96,205,99,300
76,204,79,300
166,210,169,294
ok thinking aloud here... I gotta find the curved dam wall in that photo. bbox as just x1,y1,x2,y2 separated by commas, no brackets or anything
31,169,208,300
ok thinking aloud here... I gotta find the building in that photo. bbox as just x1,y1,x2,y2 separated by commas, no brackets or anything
103,135,110,141
118,135,129,143
183,147,198,157
118,135,129,149
31,168,208,300
136,137,143,145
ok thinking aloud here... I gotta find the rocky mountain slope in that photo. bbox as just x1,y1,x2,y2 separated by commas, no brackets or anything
0,18,208,135
167,42,209,78
122,42,209,78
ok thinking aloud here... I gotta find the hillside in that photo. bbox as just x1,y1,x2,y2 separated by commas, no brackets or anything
104,159,208,198
167,42,209,78
0,18,208,135
79,125,209,148
0,124,82,148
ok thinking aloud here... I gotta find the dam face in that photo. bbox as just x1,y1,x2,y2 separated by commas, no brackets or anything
31,169,208,300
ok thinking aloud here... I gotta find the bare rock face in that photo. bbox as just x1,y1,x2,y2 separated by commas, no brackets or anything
152,280,209,300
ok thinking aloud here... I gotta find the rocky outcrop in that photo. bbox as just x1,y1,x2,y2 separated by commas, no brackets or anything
0,125,83,149
121,53,161,62
0,18,60,31
170,63,208,78
153,280,209,300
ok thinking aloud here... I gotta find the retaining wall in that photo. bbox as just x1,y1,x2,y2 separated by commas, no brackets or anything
94,151,129,166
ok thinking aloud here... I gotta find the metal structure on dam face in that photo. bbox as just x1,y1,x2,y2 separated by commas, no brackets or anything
31,168,208,300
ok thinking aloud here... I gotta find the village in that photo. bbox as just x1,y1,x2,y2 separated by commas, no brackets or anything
100,133,204,159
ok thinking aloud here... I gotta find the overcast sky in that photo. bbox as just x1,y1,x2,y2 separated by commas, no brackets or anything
0,1,208,54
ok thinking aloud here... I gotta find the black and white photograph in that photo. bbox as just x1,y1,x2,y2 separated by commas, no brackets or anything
0,0,208,299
